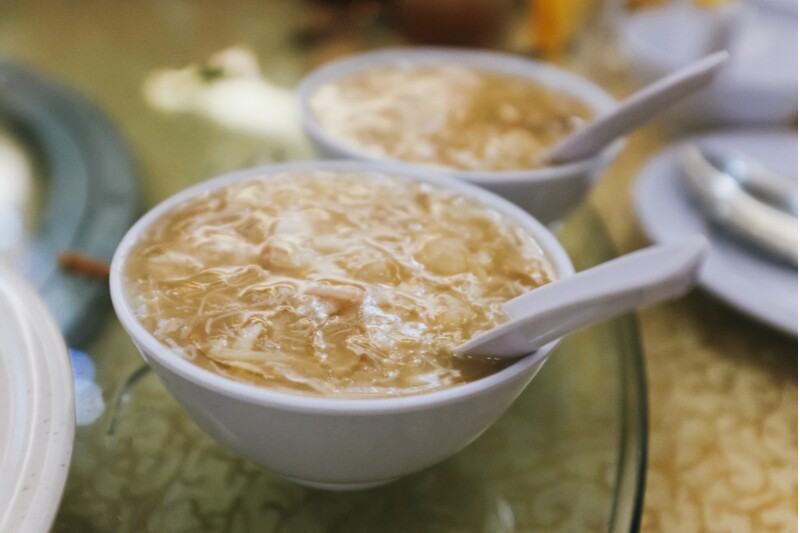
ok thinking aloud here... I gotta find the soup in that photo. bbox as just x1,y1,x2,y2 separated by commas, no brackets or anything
125,171,553,397
310,64,594,172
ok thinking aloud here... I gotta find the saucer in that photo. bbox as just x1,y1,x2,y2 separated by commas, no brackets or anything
633,130,797,335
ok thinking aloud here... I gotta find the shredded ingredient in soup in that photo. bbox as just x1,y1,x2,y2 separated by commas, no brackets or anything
126,171,553,397
310,64,594,172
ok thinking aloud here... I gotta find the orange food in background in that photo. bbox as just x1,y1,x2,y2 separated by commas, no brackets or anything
529,0,734,55
528,0,591,55
692,0,733,6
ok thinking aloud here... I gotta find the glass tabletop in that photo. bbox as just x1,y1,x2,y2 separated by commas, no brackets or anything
0,2,646,531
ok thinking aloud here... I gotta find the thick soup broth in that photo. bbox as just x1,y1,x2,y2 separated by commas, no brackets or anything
310,65,594,172
125,171,553,397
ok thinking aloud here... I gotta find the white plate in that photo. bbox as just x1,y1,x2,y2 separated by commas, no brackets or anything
633,130,797,335
0,262,74,532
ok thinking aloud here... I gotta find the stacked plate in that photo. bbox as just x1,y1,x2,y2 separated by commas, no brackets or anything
0,263,74,531
626,0,797,335
634,130,797,335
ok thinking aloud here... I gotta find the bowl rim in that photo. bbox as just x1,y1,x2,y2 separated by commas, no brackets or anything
109,160,575,415
296,46,623,184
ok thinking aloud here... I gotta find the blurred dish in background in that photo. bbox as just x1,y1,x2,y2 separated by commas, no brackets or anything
634,129,797,335
298,47,621,224
143,46,308,152
0,61,139,346
0,127,36,264
622,0,797,127
527,0,593,56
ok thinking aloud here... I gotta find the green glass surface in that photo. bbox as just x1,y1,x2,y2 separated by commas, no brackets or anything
0,2,646,531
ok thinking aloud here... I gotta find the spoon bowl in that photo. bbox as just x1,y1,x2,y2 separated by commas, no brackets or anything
679,146,798,265
695,149,798,215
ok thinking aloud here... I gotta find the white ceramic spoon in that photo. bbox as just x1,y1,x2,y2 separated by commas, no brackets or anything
456,237,709,359
543,51,729,165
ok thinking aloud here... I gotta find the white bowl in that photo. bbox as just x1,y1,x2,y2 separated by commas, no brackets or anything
297,48,621,224
622,2,798,128
109,160,574,490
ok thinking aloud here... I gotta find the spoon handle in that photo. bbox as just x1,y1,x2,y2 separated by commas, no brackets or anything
543,51,729,165
456,238,708,358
